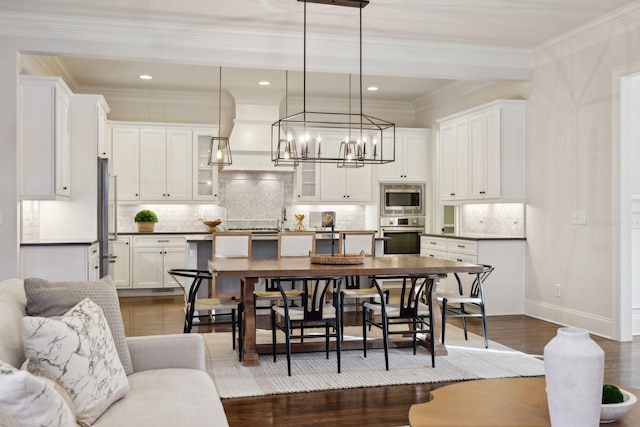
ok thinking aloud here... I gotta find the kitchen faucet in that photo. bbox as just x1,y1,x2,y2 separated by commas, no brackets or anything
277,207,287,231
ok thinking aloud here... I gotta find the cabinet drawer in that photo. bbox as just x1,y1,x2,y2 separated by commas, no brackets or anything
88,242,100,262
447,252,478,264
420,236,447,251
446,239,477,255
420,248,448,259
133,235,185,247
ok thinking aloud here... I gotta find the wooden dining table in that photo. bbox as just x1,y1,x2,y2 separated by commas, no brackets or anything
208,255,484,366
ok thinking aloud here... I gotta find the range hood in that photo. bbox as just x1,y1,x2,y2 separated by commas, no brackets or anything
221,102,294,172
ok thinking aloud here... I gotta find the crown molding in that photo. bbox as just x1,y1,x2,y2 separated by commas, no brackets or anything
413,81,496,113
0,10,534,82
31,56,79,89
535,2,640,66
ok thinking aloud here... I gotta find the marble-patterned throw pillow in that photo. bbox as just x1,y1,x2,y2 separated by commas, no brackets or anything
0,359,75,427
22,298,129,425
24,275,133,375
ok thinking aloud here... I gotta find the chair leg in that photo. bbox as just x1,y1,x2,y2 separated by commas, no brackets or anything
382,315,389,371
336,317,342,374
362,306,368,358
231,308,236,350
460,303,469,340
237,304,243,361
481,304,488,348
285,318,292,377
441,300,447,345
271,309,277,363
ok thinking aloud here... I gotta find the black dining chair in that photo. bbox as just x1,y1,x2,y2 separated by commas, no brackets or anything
271,276,343,376
438,264,494,348
168,268,242,361
363,274,438,370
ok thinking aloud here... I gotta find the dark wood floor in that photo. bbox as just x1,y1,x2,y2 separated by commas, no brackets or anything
119,296,640,427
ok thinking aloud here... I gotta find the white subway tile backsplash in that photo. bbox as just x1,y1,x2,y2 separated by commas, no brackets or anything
459,203,525,237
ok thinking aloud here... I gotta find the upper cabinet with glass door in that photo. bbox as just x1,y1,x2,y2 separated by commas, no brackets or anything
192,127,219,202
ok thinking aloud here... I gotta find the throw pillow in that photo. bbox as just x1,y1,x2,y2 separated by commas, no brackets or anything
0,360,75,427
22,358,78,422
22,298,130,426
24,276,134,375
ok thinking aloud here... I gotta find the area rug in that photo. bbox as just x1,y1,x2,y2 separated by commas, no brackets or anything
203,326,545,399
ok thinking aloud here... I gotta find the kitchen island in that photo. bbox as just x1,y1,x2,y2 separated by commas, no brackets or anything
186,231,385,297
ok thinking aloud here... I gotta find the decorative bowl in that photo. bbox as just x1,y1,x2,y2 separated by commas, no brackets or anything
600,389,637,423
203,219,222,232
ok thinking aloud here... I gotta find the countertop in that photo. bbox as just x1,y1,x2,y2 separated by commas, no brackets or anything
21,238,99,246
185,230,386,243
421,232,526,241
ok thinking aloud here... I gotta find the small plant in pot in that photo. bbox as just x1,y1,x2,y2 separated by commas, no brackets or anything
134,209,158,232
601,383,637,423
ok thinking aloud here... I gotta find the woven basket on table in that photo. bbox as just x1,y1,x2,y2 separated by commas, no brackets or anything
310,250,365,265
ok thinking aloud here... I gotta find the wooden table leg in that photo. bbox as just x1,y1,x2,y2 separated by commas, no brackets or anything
241,277,260,366
418,276,448,356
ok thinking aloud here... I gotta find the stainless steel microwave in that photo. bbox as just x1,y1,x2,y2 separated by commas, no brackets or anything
380,183,425,216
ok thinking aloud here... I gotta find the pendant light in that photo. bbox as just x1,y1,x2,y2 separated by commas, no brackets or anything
271,0,395,167
208,66,232,166
274,70,300,166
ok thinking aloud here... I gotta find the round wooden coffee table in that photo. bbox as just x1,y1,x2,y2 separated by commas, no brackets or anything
409,377,640,426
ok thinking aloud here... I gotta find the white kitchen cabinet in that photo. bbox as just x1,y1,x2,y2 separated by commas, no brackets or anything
111,126,140,201
132,235,186,288
294,161,321,202
20,242,100,282
193,128,219,201
378,128,429,182
320,162,371,202
110,236,131,289
19,75,73,200
439,118,469,202
420,235,524,315
139,128,192,201
96,101,109,159
437,100,526,203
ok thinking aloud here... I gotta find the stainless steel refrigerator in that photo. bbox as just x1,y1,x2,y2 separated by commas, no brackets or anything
97,158,117,277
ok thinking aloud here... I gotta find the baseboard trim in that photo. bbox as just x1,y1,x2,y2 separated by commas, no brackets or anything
524,299,613,339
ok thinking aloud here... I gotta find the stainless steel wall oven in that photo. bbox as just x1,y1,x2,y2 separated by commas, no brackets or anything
380,216,425,255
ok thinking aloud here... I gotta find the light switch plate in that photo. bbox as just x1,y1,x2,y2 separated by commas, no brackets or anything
0,210,3,225
570,210,587,225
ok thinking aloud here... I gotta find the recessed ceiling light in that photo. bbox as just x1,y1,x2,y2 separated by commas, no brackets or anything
367,86,378,91
139,74,152,80
259,81,271,86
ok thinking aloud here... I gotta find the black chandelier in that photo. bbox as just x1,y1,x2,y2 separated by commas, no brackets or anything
271,0,395,167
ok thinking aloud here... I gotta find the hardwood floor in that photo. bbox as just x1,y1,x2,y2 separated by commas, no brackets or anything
119,296,640,427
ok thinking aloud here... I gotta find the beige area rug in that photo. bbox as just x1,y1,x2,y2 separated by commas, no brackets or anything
204,326,545,399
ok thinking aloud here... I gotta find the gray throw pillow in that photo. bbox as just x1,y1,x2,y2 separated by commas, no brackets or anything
23,276,134,375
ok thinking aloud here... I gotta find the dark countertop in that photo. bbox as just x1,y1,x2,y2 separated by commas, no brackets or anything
21,238,99,246
118,231,211,236
421,233,526,241
186,231,386,243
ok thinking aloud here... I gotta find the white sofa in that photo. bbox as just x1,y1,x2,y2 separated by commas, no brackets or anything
0,278,229,426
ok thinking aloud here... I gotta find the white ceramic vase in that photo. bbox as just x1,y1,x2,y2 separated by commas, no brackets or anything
544,327,604,427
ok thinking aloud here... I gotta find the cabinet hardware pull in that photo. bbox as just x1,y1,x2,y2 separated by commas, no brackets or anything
429,254,434,258
158,239,169,242
458,244,465,248
430,242,436,245
457,258,463,262
450,193,455,196
63,186,68,190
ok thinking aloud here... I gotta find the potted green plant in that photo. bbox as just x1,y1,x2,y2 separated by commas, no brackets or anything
134,209,158,232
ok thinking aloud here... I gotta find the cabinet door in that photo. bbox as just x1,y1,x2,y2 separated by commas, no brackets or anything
139,128,167,201
320,164,346,201
483,108,501,199
162,247,186,288
165,129,192,200
378,146,404,181
110,238,131,289
132,246,164,288
55,89,71,197
468,112,486,199
403,131,428,182
344,166,371,202
193,129,219,201
111,127,140,200
294,161,320,202
440,123,457,201
97,104,108,159
453,119,469,200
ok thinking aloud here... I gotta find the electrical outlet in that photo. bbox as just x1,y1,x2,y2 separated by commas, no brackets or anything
554,284,561,298
570,210,587,225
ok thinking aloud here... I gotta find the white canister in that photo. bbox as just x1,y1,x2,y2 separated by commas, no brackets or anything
543,327,604,427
